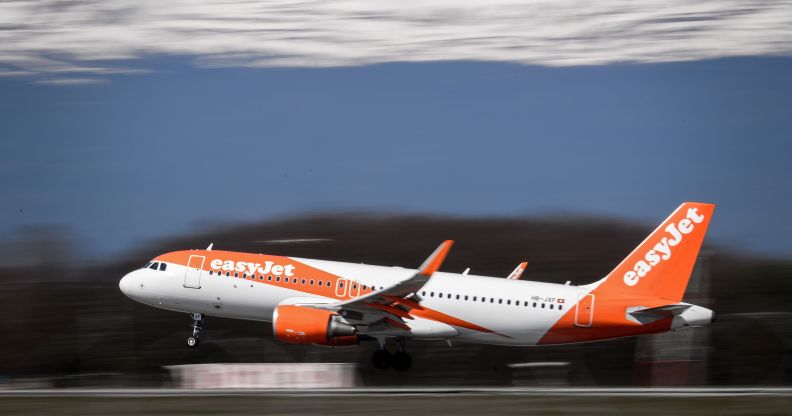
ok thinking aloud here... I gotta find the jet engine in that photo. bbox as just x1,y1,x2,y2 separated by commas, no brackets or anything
273,305,357,344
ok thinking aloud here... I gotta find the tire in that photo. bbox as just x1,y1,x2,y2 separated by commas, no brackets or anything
187,337,200,348
392,352,412,371
371,349,392,369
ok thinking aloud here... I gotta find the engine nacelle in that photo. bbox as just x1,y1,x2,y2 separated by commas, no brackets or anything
273,305,356,344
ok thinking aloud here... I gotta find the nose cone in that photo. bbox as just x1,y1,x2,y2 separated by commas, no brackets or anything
119,272,137,298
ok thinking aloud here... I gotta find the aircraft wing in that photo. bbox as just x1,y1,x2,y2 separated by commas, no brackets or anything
298,240,454,331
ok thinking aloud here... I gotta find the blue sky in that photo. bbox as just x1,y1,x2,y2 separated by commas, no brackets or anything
2,57,791,257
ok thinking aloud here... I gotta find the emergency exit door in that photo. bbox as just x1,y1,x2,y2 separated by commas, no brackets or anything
184,255,204,289
574,293,595,327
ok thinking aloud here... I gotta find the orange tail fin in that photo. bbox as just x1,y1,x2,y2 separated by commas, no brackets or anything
592,202,716,302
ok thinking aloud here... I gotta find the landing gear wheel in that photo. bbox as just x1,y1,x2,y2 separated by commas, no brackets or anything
187,336,200,348
187,313,204,348
371,349,392,369
392,351,412,371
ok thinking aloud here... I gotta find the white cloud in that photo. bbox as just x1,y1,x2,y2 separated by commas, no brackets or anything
33,77,109,86
1,0,791,77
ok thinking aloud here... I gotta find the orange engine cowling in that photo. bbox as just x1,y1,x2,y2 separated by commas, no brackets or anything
273,305,357,344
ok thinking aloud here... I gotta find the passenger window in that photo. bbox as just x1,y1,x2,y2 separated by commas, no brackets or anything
549,304,554,309
533,302,537,307
226,272,230,277
422,291,426,296
507,300,511,305
456,295,460,300
464,295,468,300
490,298,494,303
498,299,503,304
259,276,264,280
448,293,452,299
430,292,434,297
234,272,238,277
268,276,272,281
339,282,344,288
284,277,289,283
310,280,314,285
302,279,306,284
276,276,280,282
541,303,545,309
559,305,563,310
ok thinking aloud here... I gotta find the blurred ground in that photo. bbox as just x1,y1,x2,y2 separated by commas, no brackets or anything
2,392,792,416
1,213,791,386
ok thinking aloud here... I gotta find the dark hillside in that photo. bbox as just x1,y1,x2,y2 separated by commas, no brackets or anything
1,213,789,386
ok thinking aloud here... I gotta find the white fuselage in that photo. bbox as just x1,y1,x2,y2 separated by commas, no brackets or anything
120,257,585,346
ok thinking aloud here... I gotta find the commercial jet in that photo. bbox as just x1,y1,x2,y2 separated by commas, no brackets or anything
119,202,715,371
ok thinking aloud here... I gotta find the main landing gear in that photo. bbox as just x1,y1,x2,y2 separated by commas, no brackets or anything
187,313,203,348
371,337,412,371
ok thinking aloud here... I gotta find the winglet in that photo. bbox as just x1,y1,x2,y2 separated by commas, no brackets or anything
506,261,528,280
417,240,454,276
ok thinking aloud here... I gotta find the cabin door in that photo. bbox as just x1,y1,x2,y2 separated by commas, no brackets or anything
184,255,204,289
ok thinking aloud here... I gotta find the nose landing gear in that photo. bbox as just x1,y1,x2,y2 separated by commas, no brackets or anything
187,313,203,348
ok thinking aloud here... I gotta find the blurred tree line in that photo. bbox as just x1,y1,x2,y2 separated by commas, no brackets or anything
0,214,790,386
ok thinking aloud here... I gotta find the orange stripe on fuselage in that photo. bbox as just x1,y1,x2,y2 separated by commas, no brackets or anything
155,249,377,301
538,295,674,345
154,250,498,335
409,307,497,334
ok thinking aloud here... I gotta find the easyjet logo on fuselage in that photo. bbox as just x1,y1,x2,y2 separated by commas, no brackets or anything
623,207,705,286
210,259,296,277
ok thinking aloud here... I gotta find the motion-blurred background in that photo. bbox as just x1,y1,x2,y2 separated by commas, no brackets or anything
1,0,791,388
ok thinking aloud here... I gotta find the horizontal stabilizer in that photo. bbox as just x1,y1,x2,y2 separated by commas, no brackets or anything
627,304,690,325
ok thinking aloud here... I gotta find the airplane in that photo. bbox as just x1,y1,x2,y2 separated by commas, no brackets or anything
119,202,715,371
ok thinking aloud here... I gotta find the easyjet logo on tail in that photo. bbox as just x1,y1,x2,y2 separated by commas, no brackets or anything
623,207,705,287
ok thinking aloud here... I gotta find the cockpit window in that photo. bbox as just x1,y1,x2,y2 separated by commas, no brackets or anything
159,262,167,271
149,262,159,270
143,262,153,269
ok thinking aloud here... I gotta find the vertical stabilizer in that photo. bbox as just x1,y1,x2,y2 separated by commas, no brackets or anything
592,202,715,302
